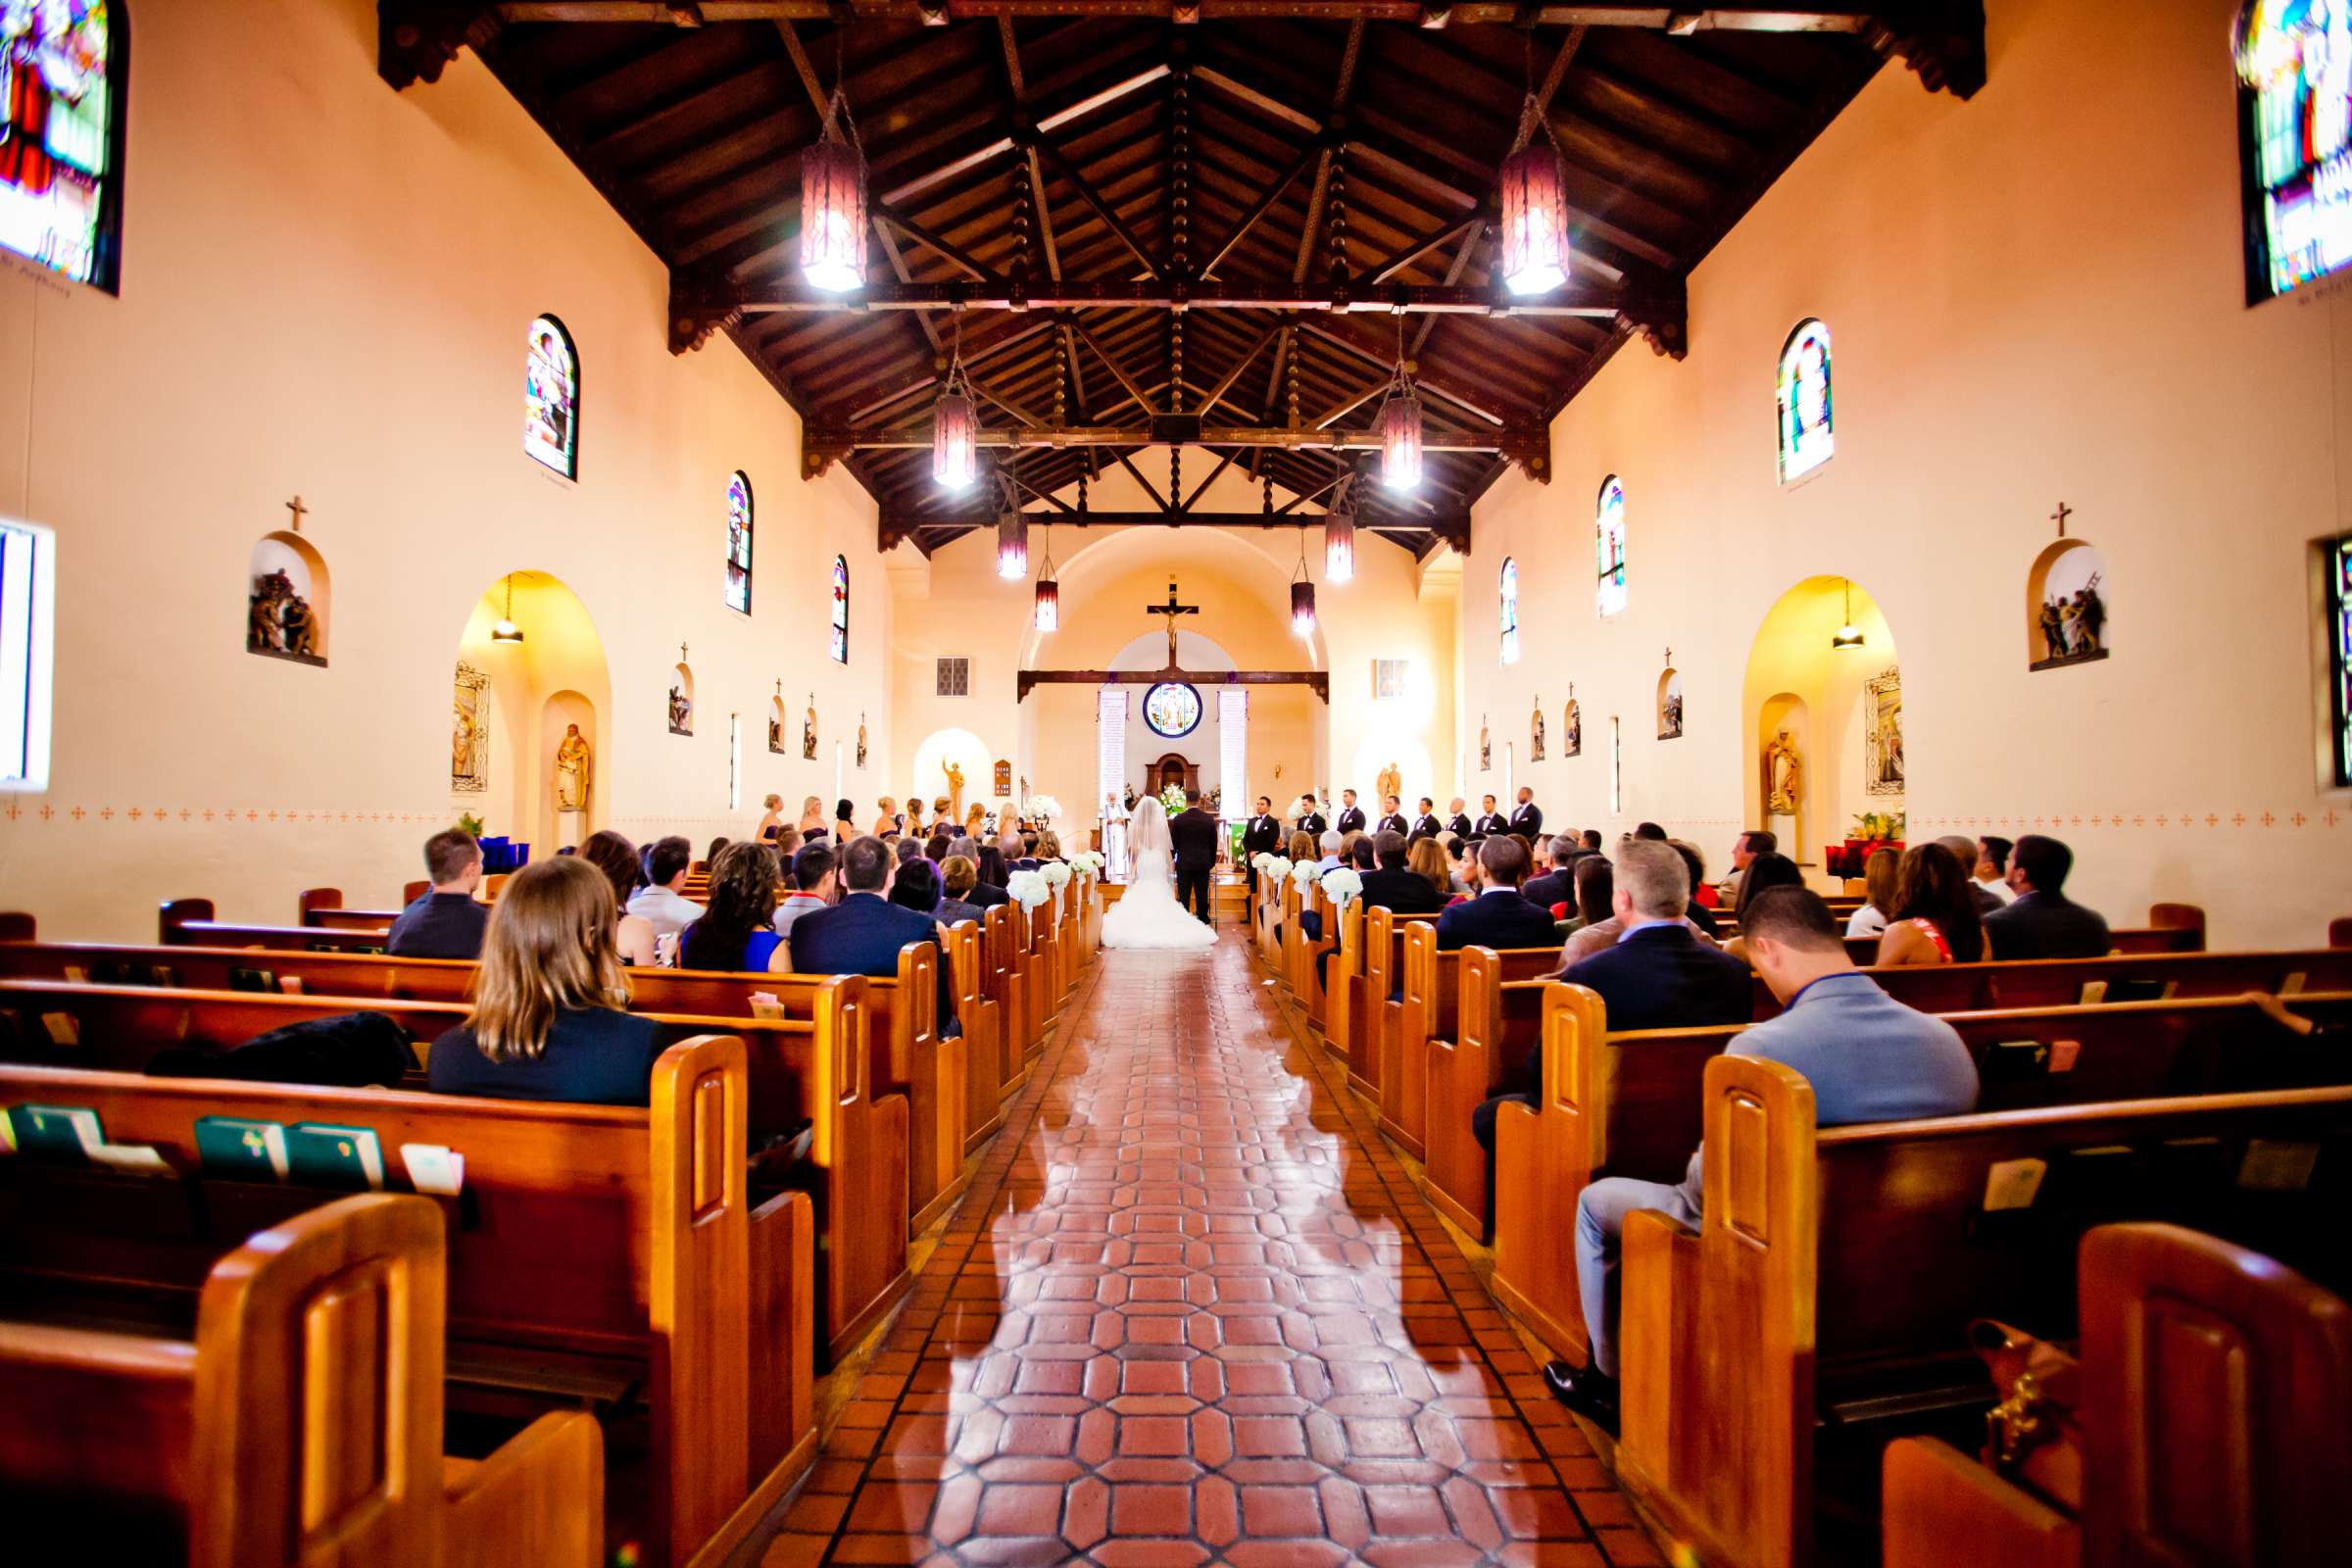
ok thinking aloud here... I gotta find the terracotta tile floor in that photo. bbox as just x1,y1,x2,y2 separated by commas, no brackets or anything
760,933,1655,1568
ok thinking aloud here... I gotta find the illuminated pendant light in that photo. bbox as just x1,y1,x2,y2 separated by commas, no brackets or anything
1033,525,1058,631
799,85,867,293
932,344,978,491
997,459,1029,579
1378,374,1423,493
1498,126,1571,294
1323,476,1355,584
1291,535,1317,638
491,572,524,644
1831,577,1866,650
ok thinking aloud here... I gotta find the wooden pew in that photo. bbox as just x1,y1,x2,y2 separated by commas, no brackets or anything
987,904,1029,1092
1422,953,1550,1238
1491,986,2352,1371
0,1035,812,1568
1375,924,1554,1160
1881,1222,2352,1568
0,974,907,1361
1323,897,1363,1066
1614,1063,2352,1568
296,886,406,931
1348,907,1432,1103
0,1192,602,1568
2331,915,2352,948
1755,946,2352,1019
1284,883,1330,1023
161,900,390,954
947,919,1004,1153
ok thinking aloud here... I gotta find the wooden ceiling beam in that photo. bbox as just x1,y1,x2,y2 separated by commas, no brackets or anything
1035,141,1162,279
1070,317,1161,417
702,274,1642,315
808,420,1540,456
482,3,1898,30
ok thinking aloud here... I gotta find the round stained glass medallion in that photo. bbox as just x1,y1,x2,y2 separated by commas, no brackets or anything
1143,681,1203,739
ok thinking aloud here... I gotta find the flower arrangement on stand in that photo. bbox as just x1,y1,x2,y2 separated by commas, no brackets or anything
1320,865,1364,906
1025,794,1063,827
1287,859,1320,891
1068,850,1103,878
1158,782,1188,817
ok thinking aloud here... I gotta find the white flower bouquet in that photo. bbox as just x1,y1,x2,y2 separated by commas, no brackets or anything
1042,860,1072,888
1006,869,1052,909
1288,858,1320,889
1258,855,1292,884
1320,866,1364,905
1025,793,1063,825
1068,851,1103,876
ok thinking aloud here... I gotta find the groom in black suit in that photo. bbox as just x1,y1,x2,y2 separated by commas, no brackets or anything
1170,788,1221,925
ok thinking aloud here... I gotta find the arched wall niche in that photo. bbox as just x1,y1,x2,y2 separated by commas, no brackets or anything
668,659,695,736
1656,667,1684,740
247,530,329,666
452,570,611,858
2026,538,2110,670
1740,576,1899,870
910,726,994,823
768,690,790,755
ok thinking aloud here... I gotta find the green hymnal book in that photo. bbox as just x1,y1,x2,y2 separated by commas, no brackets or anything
287,1123,384,1191
194,1115,290,1179
227,967,277,994
5,1103,105,1162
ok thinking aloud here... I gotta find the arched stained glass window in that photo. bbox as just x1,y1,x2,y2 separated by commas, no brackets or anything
1776,319,1834,484
524,316,579,479
0,1,122,292
2238,5,2352,302
830,556,849,663
724,472,754,613
1499,559,1521,665
1596,476,1627,617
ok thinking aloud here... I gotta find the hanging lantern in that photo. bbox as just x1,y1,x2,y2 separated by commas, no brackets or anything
932,376,977,491
490,572,524,645
1498,135,1571,295
1033,528,1058,631
799,91,867,293
1324,512,1355,584
1291,577,1317,638
1379,384,1423,493
1831,577,1866,650
997,509,1029,580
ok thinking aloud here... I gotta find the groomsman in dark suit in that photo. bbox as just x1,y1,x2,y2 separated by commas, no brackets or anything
1295,795,1328,838
1376,796,1409,836
1473,794,1508,838
1509,786,1544,840
1410,797,1443,839
1334,789,1367,837
1242,796,1283,896
1445,798,1474,838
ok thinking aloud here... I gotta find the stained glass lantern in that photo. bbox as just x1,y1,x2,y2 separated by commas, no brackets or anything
1291,577,1317,638
800,95,867,293
933,384,977,490
1379,387,1423,493
1324,504,1355,585
1498,138,1571,295
1034,573,1059,632
997,510,1029,580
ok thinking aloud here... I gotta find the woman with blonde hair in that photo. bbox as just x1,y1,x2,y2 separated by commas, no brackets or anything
871,797,898,837
1286,829,1315,862
1845,847,1901,940
1406,836,1456,903
1037,830,1063,862
797,795,827,837
427,858,664,1105
755,793,786,843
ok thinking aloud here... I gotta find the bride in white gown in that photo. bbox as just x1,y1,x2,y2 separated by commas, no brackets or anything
1101,796,1217,951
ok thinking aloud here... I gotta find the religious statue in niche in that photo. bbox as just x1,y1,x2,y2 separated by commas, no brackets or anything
947,762,966,820
1530,696,1545,762
2031,537,2109,670
803,695,818,760
248,568,324,667
1377,760,1402,806
1479,715,1492,772
1564,687,1583,759
1864,667,1904,796
1763,728,1802,815
1658,669,1685,740
452,663,489,794
857,713,869,769
995,758,1013,798
667,683,693,736
767,686,786,756
555,724,591,812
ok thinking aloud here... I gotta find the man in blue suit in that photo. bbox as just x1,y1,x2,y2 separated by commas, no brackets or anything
1472,838,1750,1157
790,835,958,1037
1435,835,1559,953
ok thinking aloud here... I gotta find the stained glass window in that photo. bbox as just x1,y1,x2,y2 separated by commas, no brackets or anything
1144,682,1202,740
524,316,579,479
1596,476,1627,618
1499,559,1521,665
2238,5,2352,303
725,471,753,613
830,555,849,664
2329,533,2352,786
0,2,119,291
1776,319,1834,483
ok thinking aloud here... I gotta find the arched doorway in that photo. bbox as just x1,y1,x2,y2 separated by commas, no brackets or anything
453,570,612,858
1740,576,1900,874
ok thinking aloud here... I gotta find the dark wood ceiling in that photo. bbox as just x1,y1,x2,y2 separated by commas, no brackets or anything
386,4,1981,555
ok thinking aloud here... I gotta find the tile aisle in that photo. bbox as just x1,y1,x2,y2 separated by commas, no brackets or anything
761,934,1654,1567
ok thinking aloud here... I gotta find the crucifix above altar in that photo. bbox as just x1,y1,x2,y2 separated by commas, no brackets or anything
1149,579,1200,671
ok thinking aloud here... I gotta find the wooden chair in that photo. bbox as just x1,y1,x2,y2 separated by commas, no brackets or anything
0,1192,602,1568
1882,1222,2352,1568
0,1034,808,1568
1615,1060,2352,1568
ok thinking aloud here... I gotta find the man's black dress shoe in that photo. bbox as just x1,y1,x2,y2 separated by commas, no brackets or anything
1543,1358,1621,1435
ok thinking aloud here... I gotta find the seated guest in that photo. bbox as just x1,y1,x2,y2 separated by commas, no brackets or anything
938,856,988,927
1717,852,1807,965
833,798,858,845
1407,837,1461,905
891,857,946,921
775,826,805,859
625,834,705,944
427,858,666,1106
1558,844,1719,964
1004,831,1041,873
1633,821,1667,842
1286,830,1316,863
964,843,1011,908
1719,828,1777,908
1668,842,1719,937
1546,887,1980,1432
1038,831,1064,862
1877,841,1987,965
773,842,837,938
1348,835,1377,871
1560,856,1613,936
679,842,787,972
705,836,730,872
755,794,786,843
578,830,659,967
1844,846,1900,940
1975,834,2017,905
1365,831,1451,915
1435,835,1559,953
1936,834,2005,914
1983,834,2111,958
388,828,491,959
1523,838,1580,914
1475,839,1752,1154
1580,829,1602,854
1316,829,1345,871
975,839,1009,889
894,837,923,865
926,832,952,862
1442,835,1475,897
791,835,958,1037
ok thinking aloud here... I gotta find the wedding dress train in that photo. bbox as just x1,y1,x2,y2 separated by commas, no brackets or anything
1100,799,1217,951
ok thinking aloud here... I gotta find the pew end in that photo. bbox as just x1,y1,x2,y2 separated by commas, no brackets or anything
1881,1437,2076,1568
0,911,36,941
1490,984,1610,1366
443,1411,607,1568
1619,1205,1701,1492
